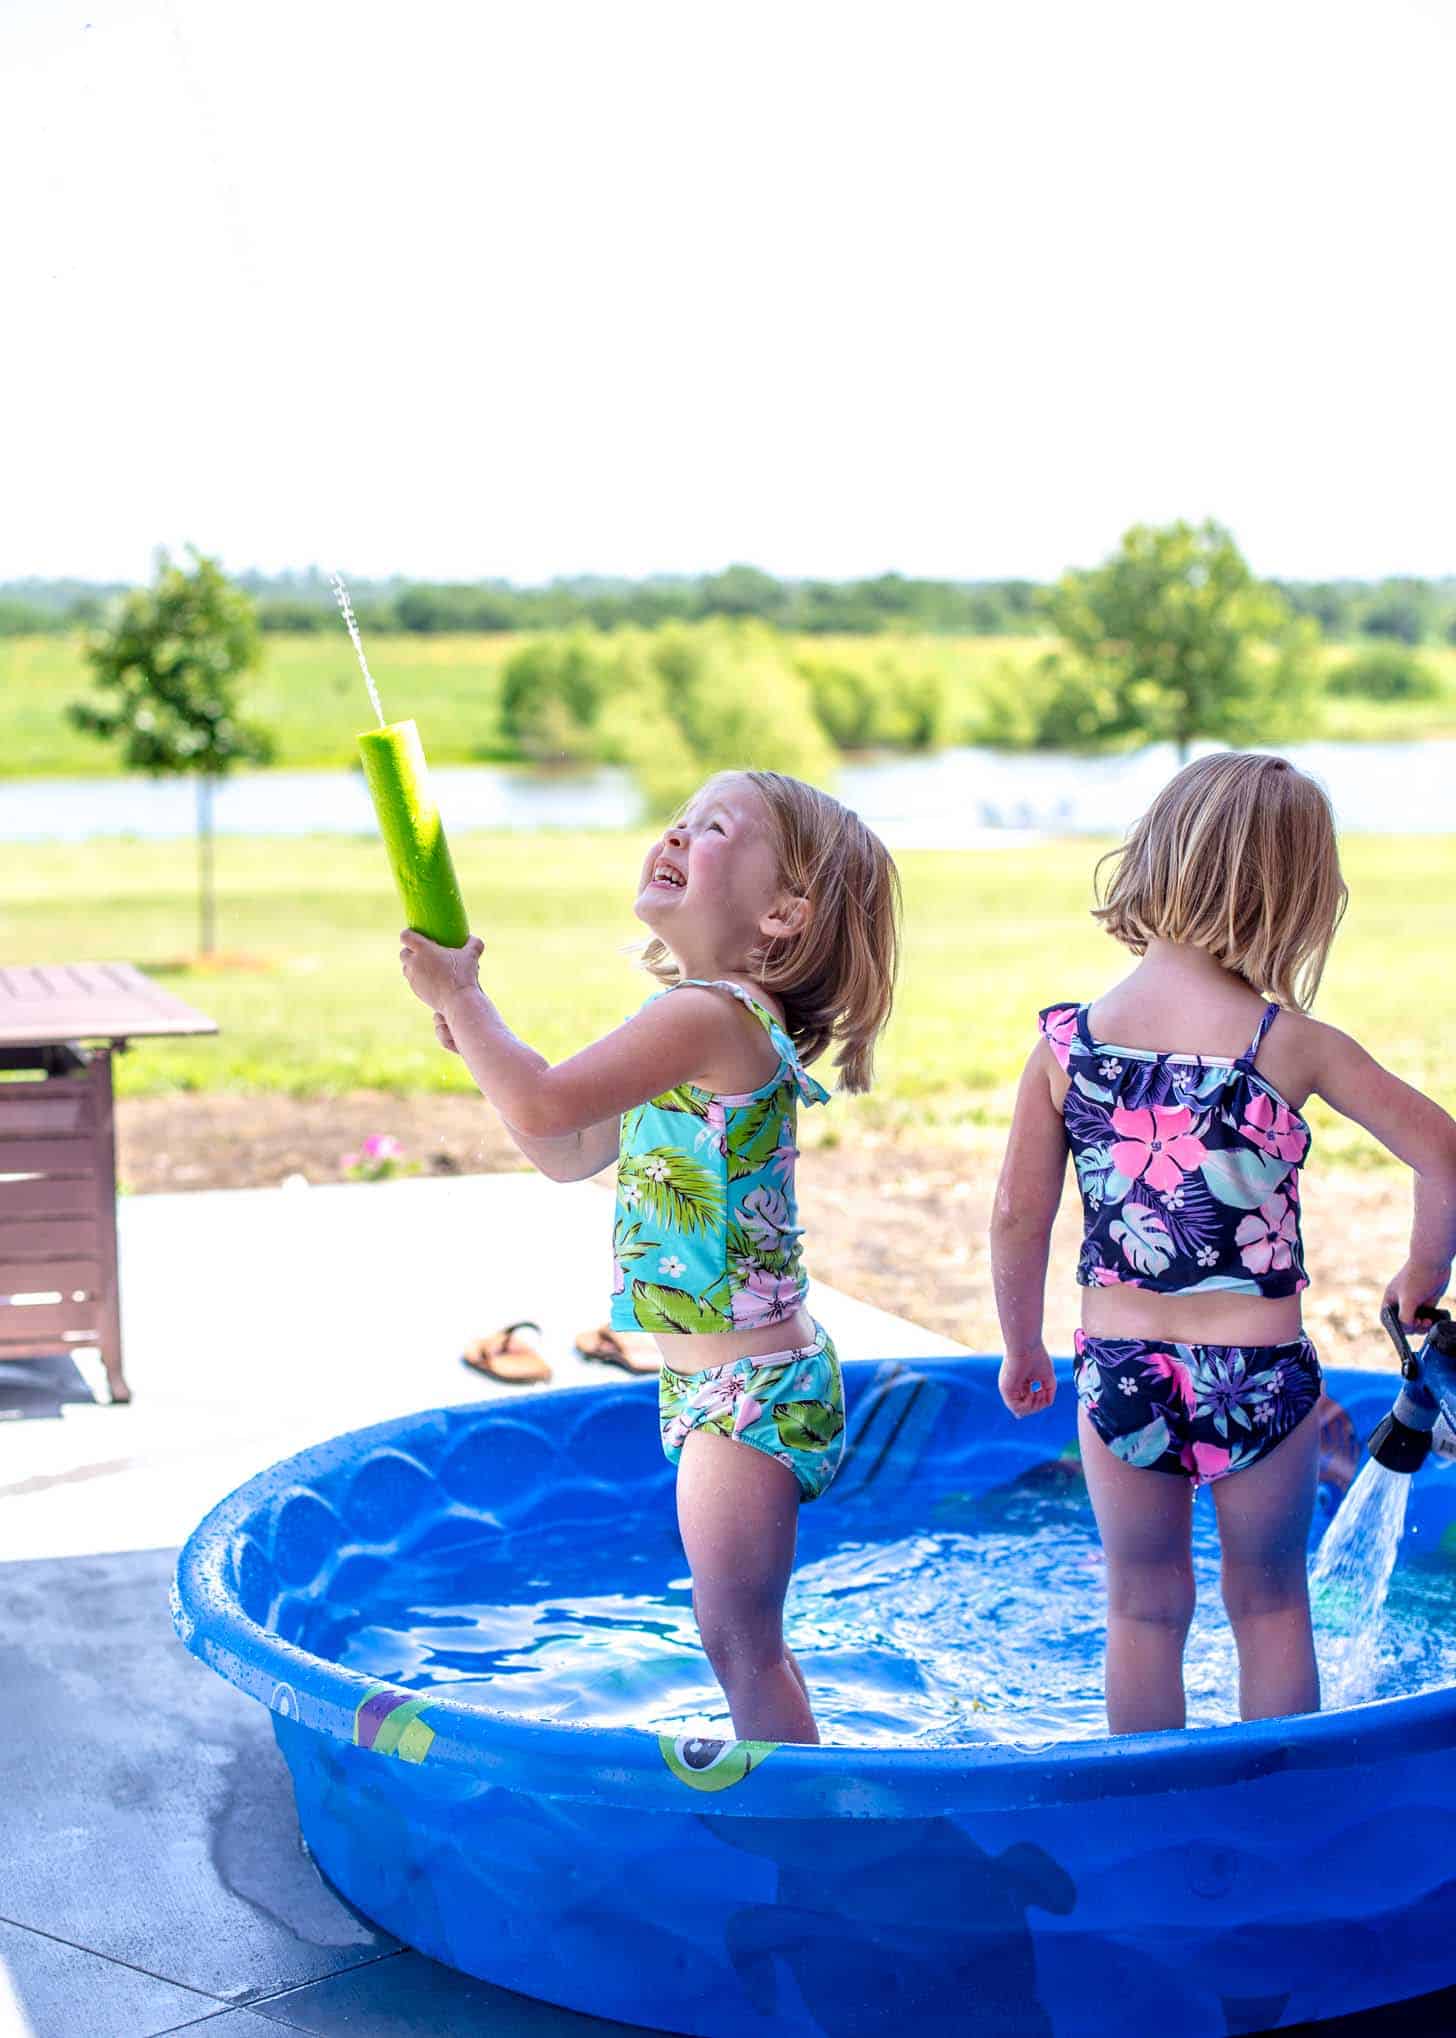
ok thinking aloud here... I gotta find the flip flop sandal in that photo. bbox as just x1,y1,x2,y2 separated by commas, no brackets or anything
461,1320,552,1385
573,1326,661,1376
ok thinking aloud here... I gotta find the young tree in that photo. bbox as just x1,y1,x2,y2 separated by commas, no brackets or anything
68,549,272,955
1040,521,1317,759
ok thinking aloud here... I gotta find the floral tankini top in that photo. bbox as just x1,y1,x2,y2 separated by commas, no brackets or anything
610,979,830,1334
1039,1000,1310,1297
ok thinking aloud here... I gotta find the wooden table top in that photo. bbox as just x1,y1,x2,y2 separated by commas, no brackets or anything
0,963,219,1047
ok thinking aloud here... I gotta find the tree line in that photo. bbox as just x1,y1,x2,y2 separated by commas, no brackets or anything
6,564,1456,644
59,524,1447,956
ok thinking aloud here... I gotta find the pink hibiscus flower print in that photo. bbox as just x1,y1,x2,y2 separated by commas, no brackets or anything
1241,1091,1308,1165
694,1372,741,1421
1235,1192,1298,1276
1180,1440,1231,1485
1090,1266,1124,1286
1140,1349,1196,1413
1040,1006,1079,1071
1109,1104,1208,1195
732,1269,800,1327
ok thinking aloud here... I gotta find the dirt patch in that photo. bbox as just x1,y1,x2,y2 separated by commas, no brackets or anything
116,1090,521,1192
116,1094,1407,1375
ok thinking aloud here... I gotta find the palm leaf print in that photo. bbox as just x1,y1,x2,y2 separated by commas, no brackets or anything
702,1274,736,1319
772,1400,844,1453
1108,1202,1174,1276
631,1281,732,1333
621,1148,724,1236
726,1095,787,1181
651,1084,712,1120
613,1216,658,1266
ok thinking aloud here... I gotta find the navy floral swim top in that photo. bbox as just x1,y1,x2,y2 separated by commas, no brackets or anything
1039,1000,1310,1298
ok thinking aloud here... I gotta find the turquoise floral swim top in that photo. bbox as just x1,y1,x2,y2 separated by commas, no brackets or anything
611,979,829,1334
1039,999,1311,1298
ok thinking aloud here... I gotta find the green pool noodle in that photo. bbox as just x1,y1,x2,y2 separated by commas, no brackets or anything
358,719,471,947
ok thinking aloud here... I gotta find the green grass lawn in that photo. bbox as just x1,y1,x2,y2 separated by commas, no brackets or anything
8,631,1454,777
8,832,1454,1167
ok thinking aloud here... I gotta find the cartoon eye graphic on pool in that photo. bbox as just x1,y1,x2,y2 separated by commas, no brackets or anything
659,1733,778,1791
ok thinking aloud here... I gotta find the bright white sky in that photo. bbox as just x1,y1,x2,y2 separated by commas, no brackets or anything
4,0,1452,586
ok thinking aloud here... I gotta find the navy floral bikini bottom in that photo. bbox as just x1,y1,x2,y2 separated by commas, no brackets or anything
1073,1330,1322,1486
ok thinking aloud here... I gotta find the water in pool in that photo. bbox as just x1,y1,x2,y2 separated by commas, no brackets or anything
331,1462,1456,1747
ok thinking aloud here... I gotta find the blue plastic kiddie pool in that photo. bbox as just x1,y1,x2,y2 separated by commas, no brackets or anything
172,1358,1456,2037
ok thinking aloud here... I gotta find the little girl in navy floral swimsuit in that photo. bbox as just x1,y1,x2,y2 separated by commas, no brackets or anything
991,753,1456,1735
398,770,900,1745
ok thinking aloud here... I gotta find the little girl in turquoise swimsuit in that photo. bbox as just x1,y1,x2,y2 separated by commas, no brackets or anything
991,753,1456,1735
398,769,901,1745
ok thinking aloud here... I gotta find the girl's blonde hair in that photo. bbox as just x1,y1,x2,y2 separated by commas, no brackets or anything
642,769,901,1091
1094,752,1347,1011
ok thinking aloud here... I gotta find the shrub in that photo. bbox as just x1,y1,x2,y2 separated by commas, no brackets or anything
499,630,633,763
594,664,700,816
796,644,948,752
257,598,331,631
497,622,837,809
643,623,836,811
1325,646,1441,702
396,584,520,631
963,654,1122,750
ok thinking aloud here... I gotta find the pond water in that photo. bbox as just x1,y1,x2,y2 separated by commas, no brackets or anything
4,738,1453,847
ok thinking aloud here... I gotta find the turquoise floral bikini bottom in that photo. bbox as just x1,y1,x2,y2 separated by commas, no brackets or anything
658,1324,845,1501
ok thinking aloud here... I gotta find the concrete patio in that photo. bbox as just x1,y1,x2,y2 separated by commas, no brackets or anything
0,1171,967,2038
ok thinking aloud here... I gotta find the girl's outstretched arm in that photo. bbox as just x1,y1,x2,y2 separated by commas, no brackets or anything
499,1117,622,1182
990,1043,1068,1416
401,932,752,1141
1307,1022,1456,1326
433,1011,619,1180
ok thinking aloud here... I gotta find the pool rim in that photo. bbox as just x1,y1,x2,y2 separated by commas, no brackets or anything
172,1358,1456,1813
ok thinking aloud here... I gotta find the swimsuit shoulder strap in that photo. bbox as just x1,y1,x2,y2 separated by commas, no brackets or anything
1238,1001,1282,1067
1036,1001,1086,1072
672,978,830,1106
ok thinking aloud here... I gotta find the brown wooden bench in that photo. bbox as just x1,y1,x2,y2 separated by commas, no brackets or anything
0,964,217,1404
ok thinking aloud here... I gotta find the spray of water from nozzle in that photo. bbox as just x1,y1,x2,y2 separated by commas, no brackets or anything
330,571,386,728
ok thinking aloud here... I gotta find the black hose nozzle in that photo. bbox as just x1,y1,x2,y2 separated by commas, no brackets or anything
1371,1305,1453,1474
1368,1410,1434,1476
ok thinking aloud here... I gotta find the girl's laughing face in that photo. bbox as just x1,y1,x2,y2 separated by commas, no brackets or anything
635,776,790,963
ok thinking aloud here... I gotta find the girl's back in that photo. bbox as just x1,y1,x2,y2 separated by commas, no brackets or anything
1054,952,1314,1351
990,751,1456,1737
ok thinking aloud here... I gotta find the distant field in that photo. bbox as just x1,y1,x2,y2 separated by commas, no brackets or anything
6,631,1453,777
0,630,526,776
8,831,1455,1171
